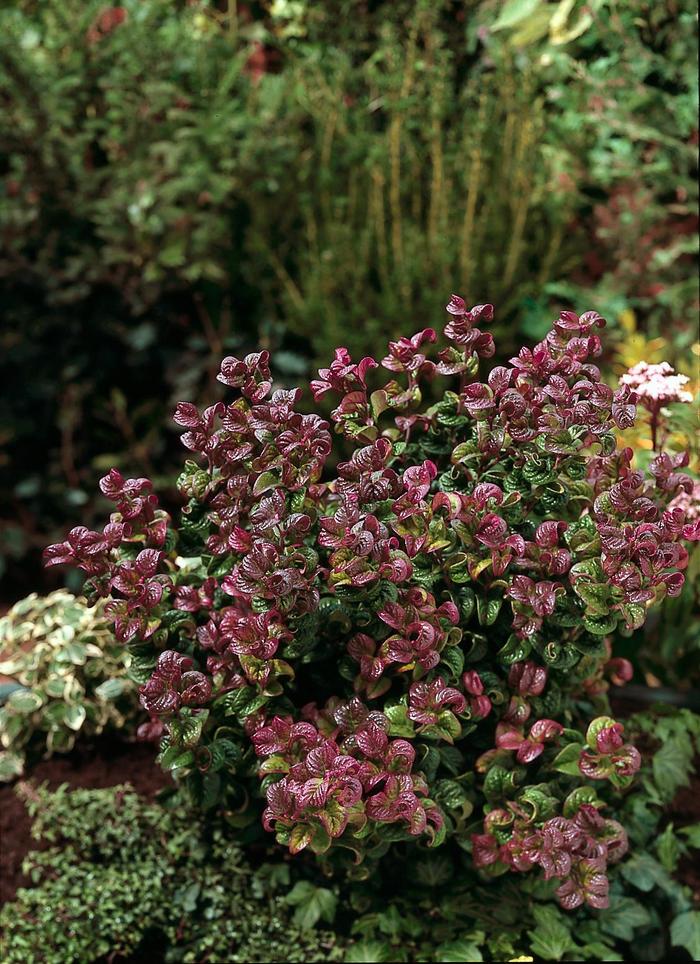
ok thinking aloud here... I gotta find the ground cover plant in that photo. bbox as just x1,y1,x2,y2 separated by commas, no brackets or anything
0,782,343,964
43,296,699,922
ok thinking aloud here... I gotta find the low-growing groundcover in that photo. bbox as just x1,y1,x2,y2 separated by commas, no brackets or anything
0,783,343,964
40,297,700,958
0,591,140,780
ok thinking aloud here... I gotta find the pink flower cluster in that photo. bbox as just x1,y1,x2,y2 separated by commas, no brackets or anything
619,361,693,406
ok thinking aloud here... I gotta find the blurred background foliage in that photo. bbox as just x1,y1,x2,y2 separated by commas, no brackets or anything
1,0,698,600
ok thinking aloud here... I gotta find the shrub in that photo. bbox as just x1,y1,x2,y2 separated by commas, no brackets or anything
3,0,697,595
0,782,343,964
44,296,699,914
0,590,139,780
0,0,265,594
478,0,699,352
343,706,700,962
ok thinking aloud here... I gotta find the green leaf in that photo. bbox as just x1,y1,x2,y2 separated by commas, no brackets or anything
176,710,209,748
620,853,671,893
435,937,483,962
671,911,700,960
159,746,195,771
7,689,44,714
434,779,473,816
55,642,87,665
43,702,68,727
94,679,127,701
319,798,346,837
64,704,87,731
652,734,694,801
457,588,476,623
582,613,618,635
384,702,415,738
476,594,502,627
552,741,583,776
345,940,393,963
215,687,267,719
679,823,700,848
574,583,611,616
528,905,574,960
285,881,337,929
288,825,313,855
44,677,68,699
497,633,531,664
253,471,278,495
656,823,680,872
209,738,241,772
128,655,157,685
440,645,465,680
599,896,651,941
423,710,462,744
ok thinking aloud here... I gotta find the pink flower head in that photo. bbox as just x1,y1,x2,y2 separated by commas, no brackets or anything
620,361,693,408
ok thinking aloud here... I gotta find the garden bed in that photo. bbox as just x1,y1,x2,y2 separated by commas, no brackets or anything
0,737,169,905
3,724,699,960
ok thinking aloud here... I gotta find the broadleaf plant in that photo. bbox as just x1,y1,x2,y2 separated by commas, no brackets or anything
45,296,699,911
0,591,140,779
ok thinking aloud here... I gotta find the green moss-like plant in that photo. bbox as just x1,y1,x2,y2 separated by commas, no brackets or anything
0,782,344,964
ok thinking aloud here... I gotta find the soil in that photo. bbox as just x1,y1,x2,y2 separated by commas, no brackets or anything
0,736,170,905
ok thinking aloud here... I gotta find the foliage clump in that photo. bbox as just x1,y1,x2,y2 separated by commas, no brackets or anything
0,591,139,780
45,297,699,912
0,782,343,964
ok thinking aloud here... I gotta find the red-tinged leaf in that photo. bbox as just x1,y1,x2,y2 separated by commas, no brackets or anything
289,825,314,855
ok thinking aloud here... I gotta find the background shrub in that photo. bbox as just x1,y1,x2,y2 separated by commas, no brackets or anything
2,0,697,597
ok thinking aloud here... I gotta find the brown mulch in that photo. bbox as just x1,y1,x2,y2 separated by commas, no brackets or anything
0,737,170,905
